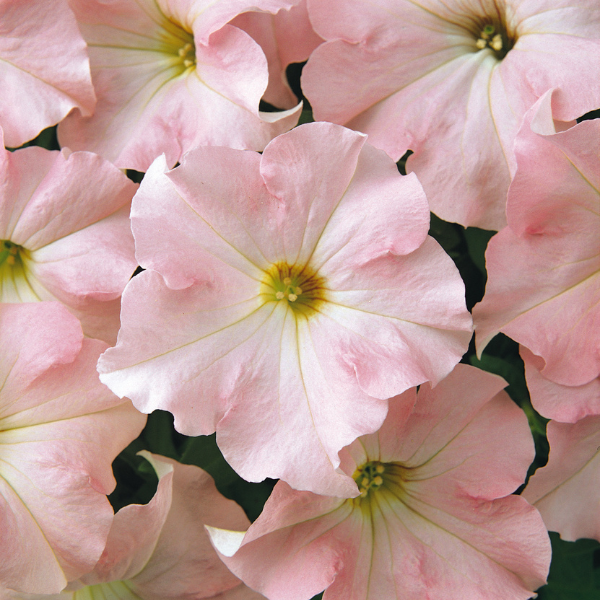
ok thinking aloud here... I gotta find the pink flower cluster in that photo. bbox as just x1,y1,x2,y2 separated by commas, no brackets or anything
0,0,598,597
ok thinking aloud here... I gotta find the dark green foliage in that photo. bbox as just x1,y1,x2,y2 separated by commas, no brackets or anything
7,125,60,151
537,534,600,599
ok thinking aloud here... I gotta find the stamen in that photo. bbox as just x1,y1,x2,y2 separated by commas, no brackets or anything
490,34,503,51
283,277,292,285
288,293,297,302
476,39,486,49
276,291,285,300
294,287,303,295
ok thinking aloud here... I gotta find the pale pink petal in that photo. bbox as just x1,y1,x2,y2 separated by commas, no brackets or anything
0,303,82,403
0,303,146,594
316,238,473,398
303,0,600,229
522,346,600,423
82,462,174,584
157,0,300,43
214,365,550,600
210,486,350,600
75,452,256,597
59,0,301,171
127,454,252,599
231,1,323,108
474,91,600,386
524,417,600,542
132,151,270,288
0,142,137,344
0,0,95,148
259,122,368,265
0,402,144,587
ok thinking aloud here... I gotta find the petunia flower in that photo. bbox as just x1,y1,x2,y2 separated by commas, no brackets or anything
0,302,146,595
98,122,472,496
0,0,95,148
231,0,323,110
0,129,138,344
2,453,265,600
302,0,600,229
209,364,551,600
58,0,304,172
473,90,600,386
524,416,600,543
521,346,600,423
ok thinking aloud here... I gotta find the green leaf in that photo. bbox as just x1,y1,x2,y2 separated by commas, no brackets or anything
537,533,600,599
298,109,314,125
141,410,182,459
463,226,495,275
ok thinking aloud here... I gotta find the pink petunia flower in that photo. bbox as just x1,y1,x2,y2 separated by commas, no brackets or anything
98,122,472,496
2,453,265,600
58,0,304,172
473,90,600,387
0,0,95,148
0,302,146,595
209,365,551,600
302,0,600,229
0,130,138,344
231,0,323,110
524,416,600,543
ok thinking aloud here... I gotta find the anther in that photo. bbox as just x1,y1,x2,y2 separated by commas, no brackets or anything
288,293,297,302
294,287,302,295
490,34,503,51
283,277,292,285
276,291,285,300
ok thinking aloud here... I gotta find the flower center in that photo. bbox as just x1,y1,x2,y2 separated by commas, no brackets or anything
0,240,21,268
353,460,386,498
261,262,327,317
350,460,412,512
0,240,38,301
473,20,514,59
177,40,196,69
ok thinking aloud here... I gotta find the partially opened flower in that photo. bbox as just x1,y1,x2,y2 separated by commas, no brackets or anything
0,130,138,344
0,0,95,148
474,91,600,386
231,0,323,109
302,0,600,229
524,416,600,543
3,453,264,600
0,302,146,594
98,122,472,495
521,346,600,423
209,365,551,600
58,0,304,172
